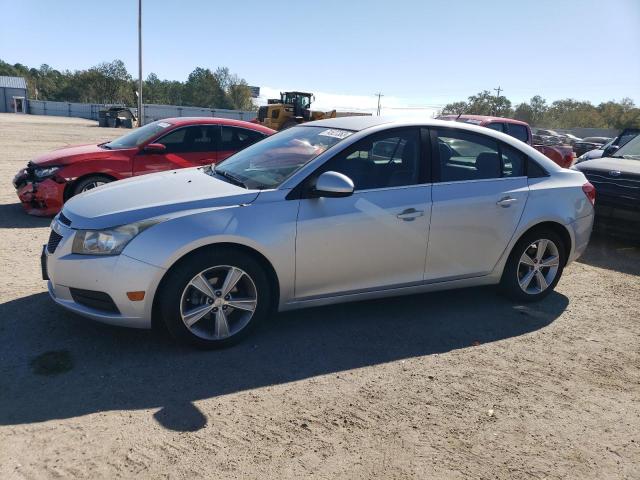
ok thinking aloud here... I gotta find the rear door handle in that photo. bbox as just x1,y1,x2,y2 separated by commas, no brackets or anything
396,208,424,221
496,196,518,208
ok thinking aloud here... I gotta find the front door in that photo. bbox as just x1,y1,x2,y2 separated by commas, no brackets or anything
133,125,218,175
425,128,529,280
295,128,432,299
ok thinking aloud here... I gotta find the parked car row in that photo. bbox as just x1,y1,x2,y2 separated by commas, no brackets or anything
573,133,640,239
41,117,595,347
575,128,640,163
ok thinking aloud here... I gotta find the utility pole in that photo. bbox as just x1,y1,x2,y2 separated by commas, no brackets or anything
137,0,144,126
374,92,384,116
493,86,503,115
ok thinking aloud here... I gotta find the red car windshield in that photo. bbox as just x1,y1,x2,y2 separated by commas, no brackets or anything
103,121,173,149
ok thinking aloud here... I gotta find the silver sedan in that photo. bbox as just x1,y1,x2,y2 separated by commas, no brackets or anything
43,117,595,348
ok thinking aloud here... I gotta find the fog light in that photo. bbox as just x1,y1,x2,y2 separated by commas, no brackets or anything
126,291,145,301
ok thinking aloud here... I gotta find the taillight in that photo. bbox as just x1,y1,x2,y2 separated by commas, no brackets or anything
582,181,596,205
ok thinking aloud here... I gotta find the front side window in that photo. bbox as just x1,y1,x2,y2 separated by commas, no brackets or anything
436,129,501,181
212,126,353,189
156,126,216,153
321,128,421,190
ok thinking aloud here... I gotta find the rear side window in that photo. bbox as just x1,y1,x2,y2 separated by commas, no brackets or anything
507,124,529,143
435,129,501,181
220,126,266,151
501,144,526,177
527,160,547,178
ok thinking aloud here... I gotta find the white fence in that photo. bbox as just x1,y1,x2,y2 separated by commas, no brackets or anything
28,100,257,123
142,104,256,123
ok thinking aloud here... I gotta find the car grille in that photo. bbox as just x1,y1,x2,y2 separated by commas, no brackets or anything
58,212,72,226
69,288,120,314
47,230,63,253
582,168,640,212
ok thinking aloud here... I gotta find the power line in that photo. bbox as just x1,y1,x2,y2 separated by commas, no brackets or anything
494,86,503,98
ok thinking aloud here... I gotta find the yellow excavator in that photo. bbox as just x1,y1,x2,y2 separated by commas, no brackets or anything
255,91,336,130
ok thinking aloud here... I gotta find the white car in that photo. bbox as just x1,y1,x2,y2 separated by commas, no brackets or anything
43,117,595,348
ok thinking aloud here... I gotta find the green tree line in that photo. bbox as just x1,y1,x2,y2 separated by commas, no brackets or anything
0,59,255,111
441,90,640,129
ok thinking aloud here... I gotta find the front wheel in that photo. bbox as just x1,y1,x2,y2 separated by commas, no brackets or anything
500,229,566,302
159,248,272,348
73,175,113,196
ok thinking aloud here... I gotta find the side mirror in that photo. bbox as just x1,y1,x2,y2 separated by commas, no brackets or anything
313,171,354,198
143,143,166,153
602,144,619,157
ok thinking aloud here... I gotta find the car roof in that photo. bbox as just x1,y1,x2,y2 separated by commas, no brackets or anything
158,117,275,134
437,114,530,127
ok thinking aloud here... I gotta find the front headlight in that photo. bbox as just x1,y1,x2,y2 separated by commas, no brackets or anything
34,166,61,179
72,219,163,255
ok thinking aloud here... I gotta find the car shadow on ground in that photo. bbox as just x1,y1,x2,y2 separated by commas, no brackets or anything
0,202,52,229
577,231,640,276
0,287,567,432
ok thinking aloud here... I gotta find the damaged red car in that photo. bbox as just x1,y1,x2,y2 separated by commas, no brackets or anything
13,117,274,216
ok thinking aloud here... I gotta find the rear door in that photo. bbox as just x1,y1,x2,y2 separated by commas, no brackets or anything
425,127,529,280
133,125,218,175
217,126,268,162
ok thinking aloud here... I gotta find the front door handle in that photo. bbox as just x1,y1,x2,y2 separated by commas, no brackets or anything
396,208,424,221
496,196,518,208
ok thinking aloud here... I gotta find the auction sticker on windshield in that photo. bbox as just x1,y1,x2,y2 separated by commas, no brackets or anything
157,122,172,128
318,129,353,139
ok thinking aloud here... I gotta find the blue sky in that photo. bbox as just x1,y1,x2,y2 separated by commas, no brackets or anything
1,0,639,115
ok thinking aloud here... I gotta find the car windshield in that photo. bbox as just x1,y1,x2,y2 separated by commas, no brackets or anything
614,134,640,160
103,121,173,149
211,126,353,189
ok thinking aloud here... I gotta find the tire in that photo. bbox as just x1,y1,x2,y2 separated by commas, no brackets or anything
73,175,113,196
499,228,566,303
159,248,272,349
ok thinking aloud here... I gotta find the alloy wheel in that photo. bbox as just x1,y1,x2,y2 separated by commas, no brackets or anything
81,181,106,192
179,265,258,340
517,239,560,295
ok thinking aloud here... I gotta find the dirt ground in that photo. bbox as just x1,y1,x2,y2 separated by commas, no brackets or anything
0,113,639,479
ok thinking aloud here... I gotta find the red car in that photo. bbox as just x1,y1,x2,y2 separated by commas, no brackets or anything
437,114,575,168
13,117,275,216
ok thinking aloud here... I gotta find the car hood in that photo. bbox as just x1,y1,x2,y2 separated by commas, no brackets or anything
62,167,260,229
574,157,640,175
30,143,113,166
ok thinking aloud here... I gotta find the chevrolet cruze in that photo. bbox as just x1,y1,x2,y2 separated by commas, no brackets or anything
43,117,595,348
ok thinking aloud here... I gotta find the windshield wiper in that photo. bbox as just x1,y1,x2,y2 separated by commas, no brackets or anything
215,168,248,189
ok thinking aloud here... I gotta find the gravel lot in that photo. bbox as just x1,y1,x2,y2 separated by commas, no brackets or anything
0,113,639,479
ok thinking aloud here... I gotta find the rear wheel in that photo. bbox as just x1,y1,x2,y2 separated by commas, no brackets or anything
73,175,113,196
159,248,272,348
500,229,566,302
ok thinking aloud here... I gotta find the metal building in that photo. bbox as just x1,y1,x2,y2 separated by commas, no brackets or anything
0,76,28,113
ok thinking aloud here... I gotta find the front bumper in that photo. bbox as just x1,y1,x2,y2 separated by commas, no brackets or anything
14,174,65,217
45,222,166,329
